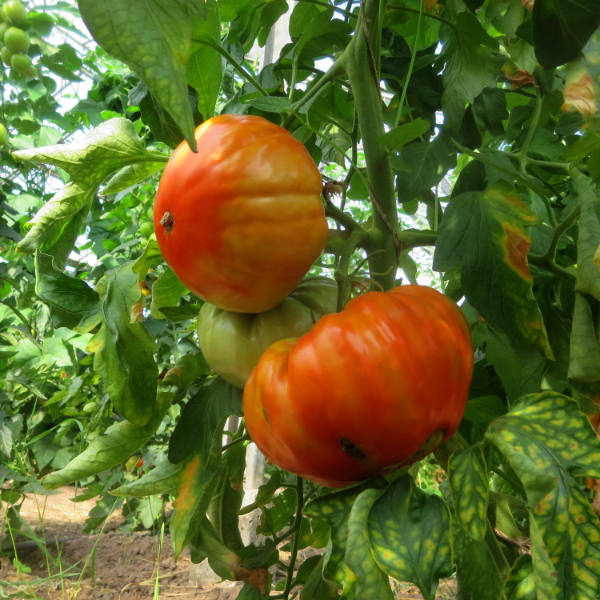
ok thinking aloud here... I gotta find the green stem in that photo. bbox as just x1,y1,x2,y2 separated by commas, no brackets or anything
541,205,580,262
297,0,356,18
288,59,298,102
325,202,364,232
394,0,423,128
527,253,576,284
221,434,250,452
518,87,542,175
519,156,570,171
284,56,346,128
335,229,369,311
345,0,398,292
197,40,269,97
279,476,304,600
392,4,454,27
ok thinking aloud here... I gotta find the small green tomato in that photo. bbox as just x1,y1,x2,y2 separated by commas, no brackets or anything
4,26,29,52
139,221,154,239
2,1,27,24
10,51,30,72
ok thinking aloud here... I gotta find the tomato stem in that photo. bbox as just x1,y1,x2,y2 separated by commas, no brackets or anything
221,434,250,452
271,476,304,600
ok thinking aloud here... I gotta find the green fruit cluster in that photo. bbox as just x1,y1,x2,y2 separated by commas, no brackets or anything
0,1,36,78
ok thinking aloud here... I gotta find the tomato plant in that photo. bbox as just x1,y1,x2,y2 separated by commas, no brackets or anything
154,114,329,313
198,276,338,388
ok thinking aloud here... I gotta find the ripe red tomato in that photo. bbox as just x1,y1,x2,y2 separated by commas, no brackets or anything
243,285,474,488
153,115,328,313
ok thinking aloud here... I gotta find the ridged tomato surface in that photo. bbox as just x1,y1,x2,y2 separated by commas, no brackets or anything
243,285,474,488
153,115,328,313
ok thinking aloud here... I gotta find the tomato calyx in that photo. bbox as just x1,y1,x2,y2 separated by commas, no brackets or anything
159,211,174,234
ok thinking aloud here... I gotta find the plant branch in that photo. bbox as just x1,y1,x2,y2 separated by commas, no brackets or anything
297,0,356,18
518,87,542,175
221,434,251,452
527,253,577,284
325,202,364,233
196,40,269,97
542,206,580,262
390,4,454,27
394,0,423,128
335,229,370,311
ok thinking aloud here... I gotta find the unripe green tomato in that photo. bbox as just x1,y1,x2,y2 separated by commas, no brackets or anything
125,456,138,472
2,1,27,24
197,276,338,388
10,51,30,72
146,207,153,219
24,64,35,78
4,27,29,52
0,123,8,145
0,22,9,40
0,45,11,65
139,221,154,239
82,402,97,414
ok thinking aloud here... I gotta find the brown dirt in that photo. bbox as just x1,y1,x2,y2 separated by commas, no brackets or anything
0,487,456,600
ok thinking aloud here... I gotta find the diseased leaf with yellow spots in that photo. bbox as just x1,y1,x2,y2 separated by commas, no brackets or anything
14,119,165,268
505,554,537,600
486,392,600,600
448,446,489,541
434,180,553,359
170,414,228,557
304,477,386,595
345,488,394,600
568,293,600,397
574,170,600,301
367,474,453,600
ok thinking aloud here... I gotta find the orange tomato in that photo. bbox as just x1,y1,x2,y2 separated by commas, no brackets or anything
153,115,328,313
244,285,474,488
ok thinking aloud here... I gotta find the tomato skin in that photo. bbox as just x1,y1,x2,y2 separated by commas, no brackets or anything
153,115,328,314
198,276,337,389
243,285,474,488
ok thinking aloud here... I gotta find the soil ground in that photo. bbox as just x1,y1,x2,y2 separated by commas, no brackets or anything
0,487,456,599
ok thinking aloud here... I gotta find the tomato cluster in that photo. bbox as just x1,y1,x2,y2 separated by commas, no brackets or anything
155,115,474,488
0,1,36,79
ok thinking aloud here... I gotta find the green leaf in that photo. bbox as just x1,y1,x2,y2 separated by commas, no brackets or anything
188,0,222,120
434,181,553,359
472,88,508,138
455,537,506,600
377,118,430,152
440,12,501,129
486,392,600,600
299,557,339,600
532,0,600,69
0,412,13,457
42,392,173,489
393,133,457,202
448,446,489,541
245,96,292,113
304,479,386,593
159,303,203,321
101,161,166,196
94,263,158,427
463,396,508,433
78,1,199,150
504,554,536,600
568,293,600,396
168,377,243,465
150,268,188,319
562,130,600,162
35,251,99,329
368,474,453,600
345,488,394,600
111,461,183,497
574,171,600,301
